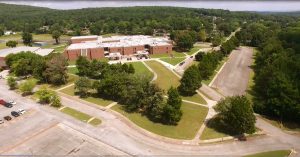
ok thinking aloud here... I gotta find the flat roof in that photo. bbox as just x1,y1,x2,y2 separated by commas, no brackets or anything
67,35,172,50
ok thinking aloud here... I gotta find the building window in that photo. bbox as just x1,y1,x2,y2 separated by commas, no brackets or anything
81,49,87,56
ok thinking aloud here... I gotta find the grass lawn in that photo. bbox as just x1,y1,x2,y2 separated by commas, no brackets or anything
150,51,185,58
244,150,291,157
0,33,70,42
60,85,113,107
186,46,201,55
128,62,153,79
68,67,79,75
61,107,92,123
202,57,228,85
68,60,76,66
112,102,208,139
200,126,229,140
47,74,78,90
159,57,186,66
89,118,102,126
145,60,206,104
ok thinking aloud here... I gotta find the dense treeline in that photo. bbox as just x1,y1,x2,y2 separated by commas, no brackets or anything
1,3,296,38
5,52,68,85
237,21,300,124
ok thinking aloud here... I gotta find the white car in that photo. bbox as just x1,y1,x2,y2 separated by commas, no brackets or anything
0,119,3,124
8,100,16,105
18,109,26,115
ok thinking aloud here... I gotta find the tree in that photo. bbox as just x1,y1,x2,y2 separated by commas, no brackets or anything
214,96,256,135
19,79,36,95
6,40,18,48
211,34,222,47
163,87,182,124
36,86,54,104
7,76,17,90
178,65,202,96
198,30,207,42
127,64,135,74
51,94,62,108
52,30,61,44
76,56,90,76
0,27,4,36
43,54,68,85
75,77,92,98
22,32,33,46
176,32,194,51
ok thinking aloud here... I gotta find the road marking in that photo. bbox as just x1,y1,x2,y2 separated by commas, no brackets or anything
87,117,95,123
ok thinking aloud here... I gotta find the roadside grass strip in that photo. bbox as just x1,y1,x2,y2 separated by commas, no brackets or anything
112,102,208,139
243,150,291,157
186,46,201,55
60,106,101,126
61,107,92,122
59,85,113,107
159,57,186,66
89,118,102,126
145,60,207,104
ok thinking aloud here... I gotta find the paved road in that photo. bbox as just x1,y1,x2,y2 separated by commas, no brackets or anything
0,78,299,156
211,47,254,96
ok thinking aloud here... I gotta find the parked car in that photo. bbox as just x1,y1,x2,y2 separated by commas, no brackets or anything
8,100,16,105
4,103,13,108
0,99,6,105
11,111,20,117
18,109,26,115
4,116,12,121
0,119,3,124
179,61,185,66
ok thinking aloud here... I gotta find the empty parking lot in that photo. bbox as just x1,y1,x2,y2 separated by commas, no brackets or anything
211,47,254,96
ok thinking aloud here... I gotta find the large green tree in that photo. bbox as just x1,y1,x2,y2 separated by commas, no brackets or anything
214,96,256,135
6,40,18,48
75,77,92,98
178,65,202,96
22,32,33,46
163,87,182,124
43,54,68,85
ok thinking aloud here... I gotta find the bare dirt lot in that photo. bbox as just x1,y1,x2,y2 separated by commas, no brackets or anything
211,47,254,96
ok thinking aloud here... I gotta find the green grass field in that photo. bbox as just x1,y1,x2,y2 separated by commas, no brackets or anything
128,62,153,79
67,67,79,75
150,51,186,58
145,60,206,104
61,107,92,122
200,126,229,140
244,150,291,157
159,57,186,66
186,46,201,55
60,85,113,107
112,102,208,139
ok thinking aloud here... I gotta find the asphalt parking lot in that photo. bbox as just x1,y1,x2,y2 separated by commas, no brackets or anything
3,123,126,156
211,47,254,96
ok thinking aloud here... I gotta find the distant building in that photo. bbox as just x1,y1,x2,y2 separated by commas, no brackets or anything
4,31,16,36
0,46,54,67
64,35,173,61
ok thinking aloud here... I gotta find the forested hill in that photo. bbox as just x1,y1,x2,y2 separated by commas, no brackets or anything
0,3,298,37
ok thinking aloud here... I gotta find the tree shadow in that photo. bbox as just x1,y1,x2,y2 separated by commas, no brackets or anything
206,116,238,136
